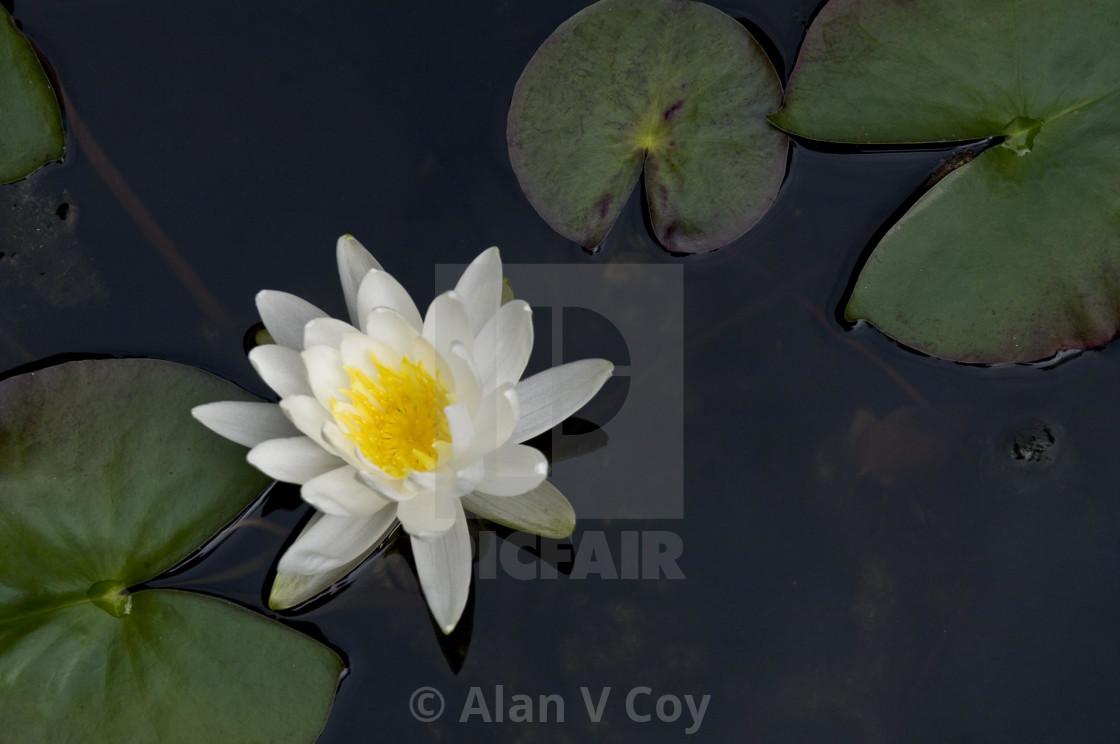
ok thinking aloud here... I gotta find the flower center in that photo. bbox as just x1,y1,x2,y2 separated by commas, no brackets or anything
331,353,452,478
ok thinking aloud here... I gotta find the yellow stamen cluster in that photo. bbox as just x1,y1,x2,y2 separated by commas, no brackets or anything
331,353,452,478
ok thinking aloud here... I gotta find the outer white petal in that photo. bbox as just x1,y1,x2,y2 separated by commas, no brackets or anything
462,481,575,540
277,508,396,575
191,401,298,448
468,383,519,457
302,345,349,410
410,499,471,634
474,299,533,394
356,269,423,332
247,436,342,484
248,344,311,399
454,246,502,336
256,290,327,350
301,465,391,517
511,359,613,443
397,489,460,538
422,291,473,360
337,235,383,326
475,443,549,496
279,395,333,449
270,544,381,610
303,317,357,350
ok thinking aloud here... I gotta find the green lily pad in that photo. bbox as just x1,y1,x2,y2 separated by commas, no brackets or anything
507,0,786,253
0,359,341,743
770,0,1120,363
0,8,64,183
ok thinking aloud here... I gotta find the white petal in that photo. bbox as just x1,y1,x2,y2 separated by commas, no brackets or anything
269,515,399,610
321,421,364,471
446,341,481,415
277,509,396,575
475,443,549,496
422,291,473,360
397,490,460,538
340,331,401,377
256,290,328,350
474,299,533,394
454,246,502,336
462,481,575,539
191,401,298,447
511,359,613,443
455,458,485,492
248,344,311,399
356,269,423,332
302,345,349,410
303,317,357,350
408,334,452,381
354,467,412,501
405,469,439,496
410,500,471,634
279,395,332,448
270,555,365,609
469,383,519,456
363,306,421,353
444,401,475,456
301,465,391,517
247,436,342,484
337,235,383,326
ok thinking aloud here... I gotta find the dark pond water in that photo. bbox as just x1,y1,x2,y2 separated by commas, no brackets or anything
3,0,1119,741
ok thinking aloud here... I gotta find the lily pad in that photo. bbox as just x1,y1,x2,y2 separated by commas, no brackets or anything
770,0,1120,363
0,8,64,183
507,0,786,253
0,359,341,744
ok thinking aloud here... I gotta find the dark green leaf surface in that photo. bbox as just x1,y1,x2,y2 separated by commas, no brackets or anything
508,0,786,253
0,360,341,744
771,0,1120,363
0,8,64,183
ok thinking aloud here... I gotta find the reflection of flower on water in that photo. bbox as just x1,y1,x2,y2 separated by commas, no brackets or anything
193,236,612,632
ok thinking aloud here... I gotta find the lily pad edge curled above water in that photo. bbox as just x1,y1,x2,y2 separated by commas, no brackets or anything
507,0,787,254
770,0,1120,364
0,359,342,744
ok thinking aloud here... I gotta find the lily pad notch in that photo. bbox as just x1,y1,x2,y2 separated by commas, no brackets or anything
507,0,787,253
770,0,1120,363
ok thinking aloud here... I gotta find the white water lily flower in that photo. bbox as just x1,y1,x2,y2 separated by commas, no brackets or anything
192,235,612,633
